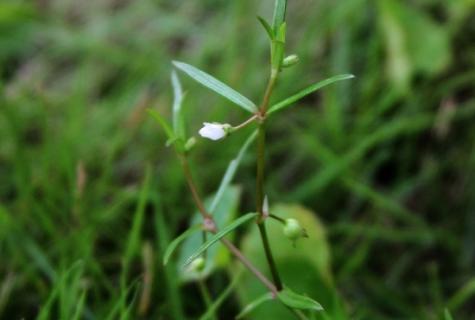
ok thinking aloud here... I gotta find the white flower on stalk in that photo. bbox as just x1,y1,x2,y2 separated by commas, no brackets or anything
199,122,231,141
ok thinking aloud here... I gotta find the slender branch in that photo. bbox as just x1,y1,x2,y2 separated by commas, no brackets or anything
177,154,278,296
221,238,277,296
179,155,211,220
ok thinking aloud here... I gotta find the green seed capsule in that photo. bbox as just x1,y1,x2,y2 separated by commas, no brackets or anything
283,218,305,240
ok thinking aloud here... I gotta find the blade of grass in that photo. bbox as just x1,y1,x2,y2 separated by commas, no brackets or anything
71,290,87,320
447,277,475,310
120,165,151,313
155,198,185,319
199,273,242,320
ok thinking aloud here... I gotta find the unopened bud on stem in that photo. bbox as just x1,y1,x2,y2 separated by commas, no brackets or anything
282,54,299,68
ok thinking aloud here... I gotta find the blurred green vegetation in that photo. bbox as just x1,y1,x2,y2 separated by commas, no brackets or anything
1,0,475,318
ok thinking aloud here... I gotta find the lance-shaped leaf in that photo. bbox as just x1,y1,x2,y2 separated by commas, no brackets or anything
272,0,287,33
267,74,355,115
163,224,202,266
208,130,257,214
257,16,274,40
183,212,258,267
173,61,257,113
236,292,274,319
277,287,323,312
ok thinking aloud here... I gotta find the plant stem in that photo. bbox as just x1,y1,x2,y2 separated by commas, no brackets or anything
255,72,283,291
179,155,212,220
260,70,278,116
257,221,282,290
177,153,278,296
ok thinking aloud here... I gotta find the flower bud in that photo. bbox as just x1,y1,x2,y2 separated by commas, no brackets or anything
184,137,197,151
283,218,307,243
199,122,232,141
282,54,299,68
187,257,205,273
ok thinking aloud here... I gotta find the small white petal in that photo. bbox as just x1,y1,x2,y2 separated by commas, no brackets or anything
199,122,227,141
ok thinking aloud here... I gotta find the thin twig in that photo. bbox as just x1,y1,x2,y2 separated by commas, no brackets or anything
177,154,278,296
232,114,258,131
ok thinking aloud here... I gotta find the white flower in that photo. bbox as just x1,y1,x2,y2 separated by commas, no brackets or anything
199,122,231,141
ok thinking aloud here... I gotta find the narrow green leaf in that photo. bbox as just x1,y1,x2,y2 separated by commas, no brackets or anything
236,292,274,319
120,166,150,313
277,287,323,312
105,279,141,320
147,109,174,140
272,0,287,33
163,224,202,265
156,207,185,319
71,290,87,320
257,16,274,40
173,61,257,113
199,274,242,320
268,74,355,115
184,212,258,267
171,70,185,138
447,277,475,310
123,166,150,266
444,308,454,320
208,130,257,214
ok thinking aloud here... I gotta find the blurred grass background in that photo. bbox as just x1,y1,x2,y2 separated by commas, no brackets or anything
1,0,475,318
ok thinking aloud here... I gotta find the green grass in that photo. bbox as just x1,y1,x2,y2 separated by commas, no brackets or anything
1,0,475,318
